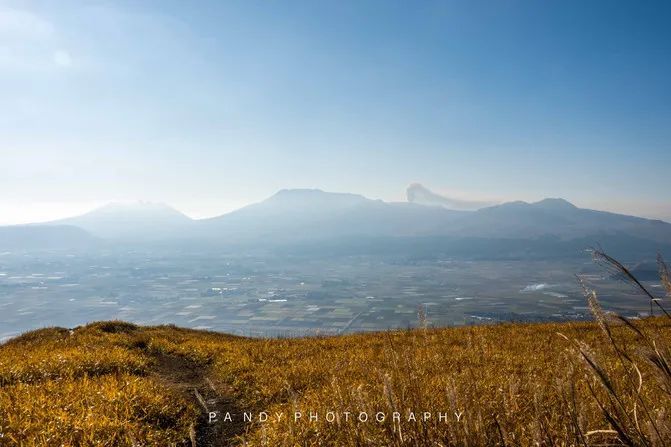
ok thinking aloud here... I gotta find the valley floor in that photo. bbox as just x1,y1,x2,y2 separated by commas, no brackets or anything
1,316,670,446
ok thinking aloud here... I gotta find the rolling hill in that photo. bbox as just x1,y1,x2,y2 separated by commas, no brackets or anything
1,316,669,446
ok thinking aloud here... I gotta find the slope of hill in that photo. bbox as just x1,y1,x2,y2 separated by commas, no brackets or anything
49,202,193,240
1,317,669,446
0,225,96,250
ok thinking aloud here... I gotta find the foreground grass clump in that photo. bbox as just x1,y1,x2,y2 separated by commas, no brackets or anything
0,323,198,446
1,374,190,445
1,315,669,446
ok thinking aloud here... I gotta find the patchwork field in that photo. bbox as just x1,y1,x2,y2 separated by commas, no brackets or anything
0,250,655,343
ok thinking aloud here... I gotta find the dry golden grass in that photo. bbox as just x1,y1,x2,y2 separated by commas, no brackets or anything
2,317,668,446
1,374,192,446
0,323,197,446
206,318,671,446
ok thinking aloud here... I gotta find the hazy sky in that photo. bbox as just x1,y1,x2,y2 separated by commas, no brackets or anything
2,0,670,224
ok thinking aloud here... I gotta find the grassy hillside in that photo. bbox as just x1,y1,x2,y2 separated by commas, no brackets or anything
1,314,670,446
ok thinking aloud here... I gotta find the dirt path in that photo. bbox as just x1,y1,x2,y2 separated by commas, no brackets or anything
149,352,248,447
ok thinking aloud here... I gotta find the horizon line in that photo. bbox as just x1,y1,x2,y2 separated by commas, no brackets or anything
2,188,670,227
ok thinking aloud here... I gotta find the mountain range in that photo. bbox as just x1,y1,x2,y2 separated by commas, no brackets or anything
3,187,671,258
51,201,193,240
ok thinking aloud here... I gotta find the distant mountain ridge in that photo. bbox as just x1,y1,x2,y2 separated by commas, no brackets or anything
49,201,193,240
2,189,670,258
450,198,670,242
406,183,496,210
197,188,467,242
195,189,671,245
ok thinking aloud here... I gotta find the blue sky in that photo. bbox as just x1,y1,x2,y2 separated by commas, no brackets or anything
1,0,670,224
